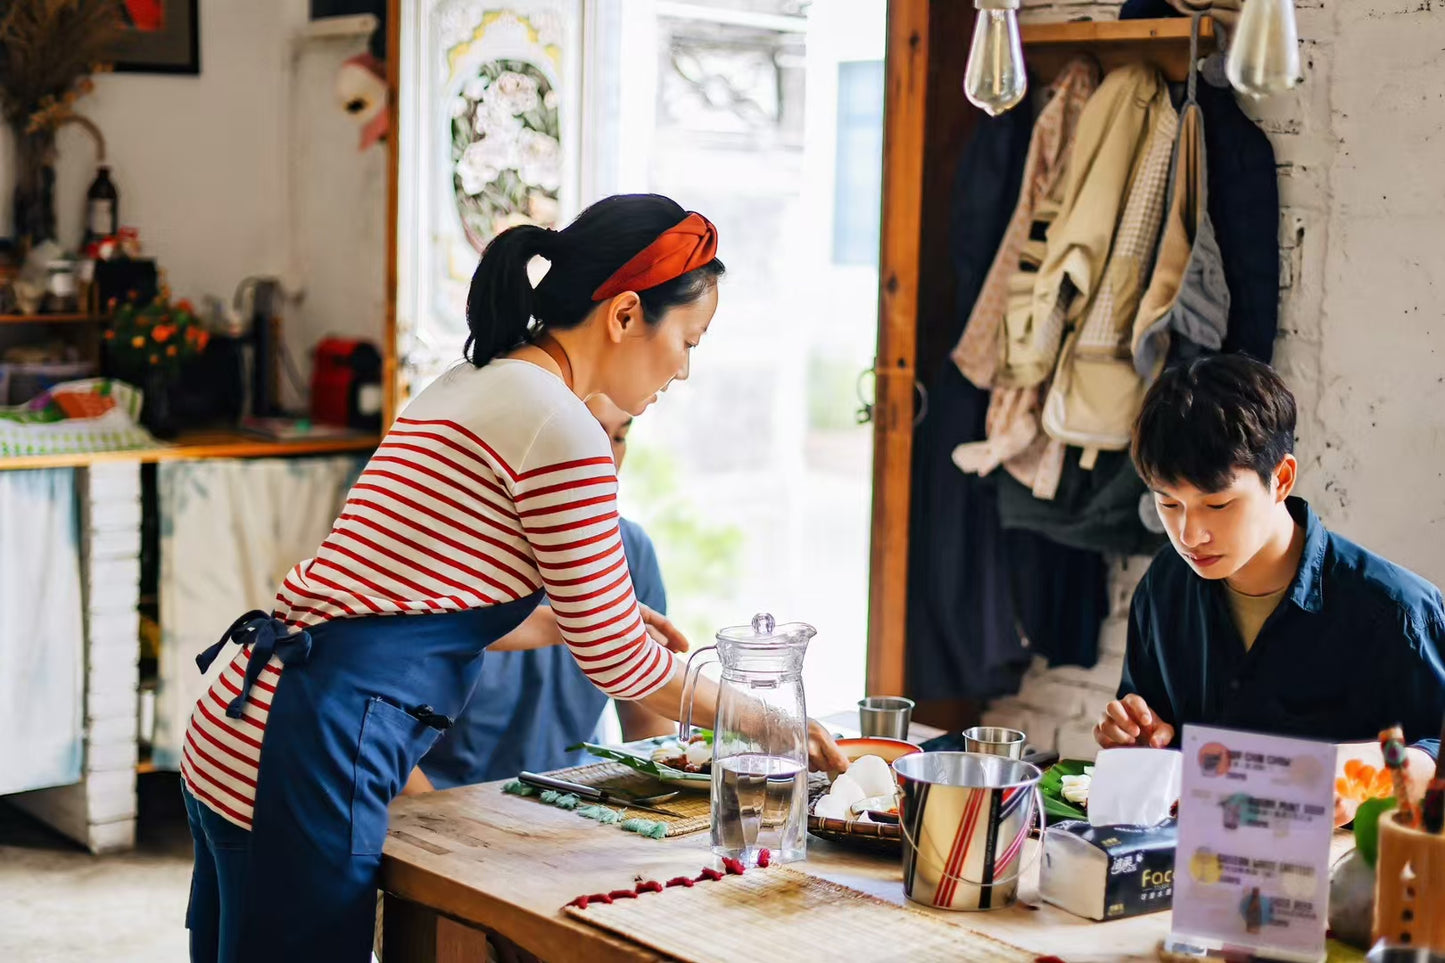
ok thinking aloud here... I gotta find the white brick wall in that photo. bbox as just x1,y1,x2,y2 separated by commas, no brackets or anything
12,464,142,853
988,0,1445,759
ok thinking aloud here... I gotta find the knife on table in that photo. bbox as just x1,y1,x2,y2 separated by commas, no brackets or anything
517,771,685,818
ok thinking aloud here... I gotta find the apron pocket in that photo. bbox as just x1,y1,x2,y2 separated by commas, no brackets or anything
350,696,442,855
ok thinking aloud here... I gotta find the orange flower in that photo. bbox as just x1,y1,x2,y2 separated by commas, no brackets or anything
166,345,178,357
131,335,145,348
103,330,114,341
177,299,194,313
149,353,160,364
196,330,211,352
1337,761,1395,802
152,325,175,343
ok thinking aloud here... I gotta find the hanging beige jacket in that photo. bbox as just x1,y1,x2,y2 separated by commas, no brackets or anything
997,63,1167,390
951,59,1098,389
1041,72,1177,452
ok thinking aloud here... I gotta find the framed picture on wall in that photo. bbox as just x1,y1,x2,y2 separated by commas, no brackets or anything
111,0,200,75
396,0,585,398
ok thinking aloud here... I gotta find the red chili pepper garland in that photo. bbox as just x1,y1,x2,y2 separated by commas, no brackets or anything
568,850,773,910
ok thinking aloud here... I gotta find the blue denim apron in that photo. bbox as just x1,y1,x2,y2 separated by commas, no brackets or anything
187,593,541,963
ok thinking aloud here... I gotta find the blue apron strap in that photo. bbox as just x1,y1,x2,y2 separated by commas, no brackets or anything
196,609,314,719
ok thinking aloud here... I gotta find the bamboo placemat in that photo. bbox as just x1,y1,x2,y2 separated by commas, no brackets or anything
565,867,1037,962
505,761,711,837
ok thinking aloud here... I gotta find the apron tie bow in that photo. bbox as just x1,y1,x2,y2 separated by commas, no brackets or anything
197,610,313,719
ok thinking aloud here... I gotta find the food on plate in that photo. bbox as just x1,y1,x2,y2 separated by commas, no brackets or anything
1060,767,1094,807
847,754,897,799
813,754,898,823
650,734,713,773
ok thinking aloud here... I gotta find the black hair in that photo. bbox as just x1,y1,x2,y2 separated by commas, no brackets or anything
1131,354,1297,493
463,193,726,367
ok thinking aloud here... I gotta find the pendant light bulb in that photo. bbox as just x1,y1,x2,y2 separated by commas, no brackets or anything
963,0,1028,117
1225,0,1301,99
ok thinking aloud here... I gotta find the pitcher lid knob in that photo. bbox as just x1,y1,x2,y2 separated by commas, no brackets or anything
751,612,776,636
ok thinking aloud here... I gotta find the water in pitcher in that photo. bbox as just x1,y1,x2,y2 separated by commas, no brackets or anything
712,752,808,865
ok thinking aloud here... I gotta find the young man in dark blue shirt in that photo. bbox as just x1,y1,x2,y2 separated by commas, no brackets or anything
1095,355,1445,822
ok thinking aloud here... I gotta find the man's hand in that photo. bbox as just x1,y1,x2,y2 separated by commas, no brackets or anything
640,604,689,653
808,719,850,774
1094,694,1176,749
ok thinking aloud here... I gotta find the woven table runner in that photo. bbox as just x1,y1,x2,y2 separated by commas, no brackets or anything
565,866,1037,962
504,760,711,837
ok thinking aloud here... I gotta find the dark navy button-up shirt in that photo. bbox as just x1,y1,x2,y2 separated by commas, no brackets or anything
1119,498,1444,759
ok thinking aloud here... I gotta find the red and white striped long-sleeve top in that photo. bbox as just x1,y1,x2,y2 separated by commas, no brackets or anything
180,360,676,829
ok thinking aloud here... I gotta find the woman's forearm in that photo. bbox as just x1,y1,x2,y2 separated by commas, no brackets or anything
635,656,718,730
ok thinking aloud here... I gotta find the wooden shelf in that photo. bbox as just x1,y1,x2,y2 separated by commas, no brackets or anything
1020,16,1215,83
136,760,158,775
0,313,103,324
0,428,381,471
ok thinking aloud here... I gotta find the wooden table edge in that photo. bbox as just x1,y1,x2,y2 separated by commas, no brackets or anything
382,848,672,963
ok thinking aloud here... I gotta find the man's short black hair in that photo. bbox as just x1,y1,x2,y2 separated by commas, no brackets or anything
1131,354,1296,493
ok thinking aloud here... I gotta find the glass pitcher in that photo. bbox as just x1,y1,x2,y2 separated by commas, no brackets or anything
680,612,816,865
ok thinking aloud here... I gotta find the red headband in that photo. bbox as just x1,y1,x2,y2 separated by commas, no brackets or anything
591,212,719,302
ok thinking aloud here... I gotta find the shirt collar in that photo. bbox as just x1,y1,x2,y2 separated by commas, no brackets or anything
1285,497,1327,614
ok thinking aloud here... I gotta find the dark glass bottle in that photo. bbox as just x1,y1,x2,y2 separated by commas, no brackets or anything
84,165,119,248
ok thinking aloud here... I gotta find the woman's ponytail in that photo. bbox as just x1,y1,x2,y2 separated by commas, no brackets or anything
463,223,556,367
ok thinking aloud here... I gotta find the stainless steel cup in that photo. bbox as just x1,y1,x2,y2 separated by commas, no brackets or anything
961,726,1026,759
858,696,915,739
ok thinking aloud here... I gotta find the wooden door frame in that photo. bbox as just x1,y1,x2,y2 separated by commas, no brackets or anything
383,0,402,431
867,0,979,703
865,0,930,698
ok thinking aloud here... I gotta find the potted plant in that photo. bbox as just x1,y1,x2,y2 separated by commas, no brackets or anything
103,290,208,437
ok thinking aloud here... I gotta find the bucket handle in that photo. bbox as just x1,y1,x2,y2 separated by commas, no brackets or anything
898,785,1047,893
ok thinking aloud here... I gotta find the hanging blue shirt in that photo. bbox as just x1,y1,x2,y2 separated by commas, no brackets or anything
1120,498,1444,759
421,517,668,788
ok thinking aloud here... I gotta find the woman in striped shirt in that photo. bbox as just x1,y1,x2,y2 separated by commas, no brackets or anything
178,194,847,963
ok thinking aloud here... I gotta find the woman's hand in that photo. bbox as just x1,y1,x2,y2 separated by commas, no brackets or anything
808,719,849,774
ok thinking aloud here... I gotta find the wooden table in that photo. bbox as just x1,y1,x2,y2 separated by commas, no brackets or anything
382,780,1197,963
381,721,1356,963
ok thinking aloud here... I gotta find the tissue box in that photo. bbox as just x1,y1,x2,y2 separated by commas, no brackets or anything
1039,819,1177,921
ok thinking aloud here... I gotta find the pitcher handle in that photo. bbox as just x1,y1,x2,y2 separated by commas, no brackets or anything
678,645,718,742
898,785,1048,892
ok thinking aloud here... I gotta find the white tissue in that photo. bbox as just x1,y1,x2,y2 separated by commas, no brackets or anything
1086,748,1181,827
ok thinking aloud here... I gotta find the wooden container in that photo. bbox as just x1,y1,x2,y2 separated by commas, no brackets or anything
1372,816,1445,952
